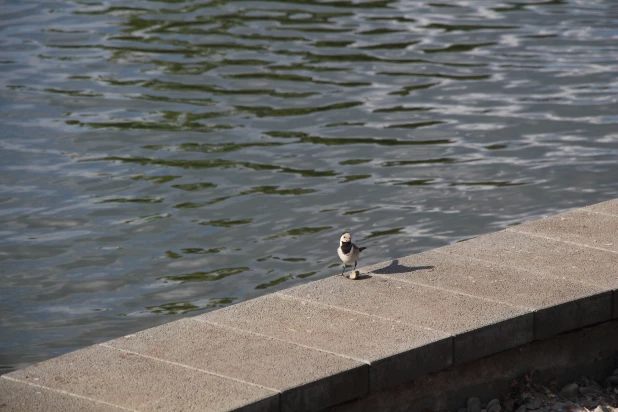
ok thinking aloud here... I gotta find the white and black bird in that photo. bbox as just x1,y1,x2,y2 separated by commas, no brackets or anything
337,232,366,276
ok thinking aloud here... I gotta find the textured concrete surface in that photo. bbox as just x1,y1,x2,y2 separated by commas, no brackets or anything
0,377,126,412
511,209,618,253
440,229,618,292
199,293,452,391
6,345,278,412
362,251,612,340
505,208,618,320
3,199,618,412
280,275,533,365
105,318,366,412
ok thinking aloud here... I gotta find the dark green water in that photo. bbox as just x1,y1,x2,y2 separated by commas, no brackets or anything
1,0,618,373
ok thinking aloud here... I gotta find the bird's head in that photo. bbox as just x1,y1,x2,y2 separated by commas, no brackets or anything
340,232,351,245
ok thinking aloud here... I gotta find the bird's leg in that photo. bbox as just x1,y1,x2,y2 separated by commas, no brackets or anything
353,261,357,271
340,264,346,276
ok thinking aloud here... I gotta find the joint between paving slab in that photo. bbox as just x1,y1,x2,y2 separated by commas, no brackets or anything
276,291,450,336
432,249,610,292
368,271,530,312
137,394,168,411
99,343,281,393
192,317,371,365
1,375,137,412
506,227,618,255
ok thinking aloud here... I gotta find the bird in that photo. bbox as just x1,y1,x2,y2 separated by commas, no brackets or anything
337,232,366,276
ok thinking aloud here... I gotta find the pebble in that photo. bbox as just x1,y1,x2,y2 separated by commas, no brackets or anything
486,399,501,412
452,370,618,412
503,398,515,412
525,397,542,409
560,382,579,400
467,397,482,412
580,386,602,397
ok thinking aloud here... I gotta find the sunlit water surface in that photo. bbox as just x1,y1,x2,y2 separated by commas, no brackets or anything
1,0,618,373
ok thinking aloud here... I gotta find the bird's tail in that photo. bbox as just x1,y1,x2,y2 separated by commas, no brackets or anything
359,247,366,252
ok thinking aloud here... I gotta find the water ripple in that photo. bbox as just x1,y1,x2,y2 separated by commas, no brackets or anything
2,0,618,373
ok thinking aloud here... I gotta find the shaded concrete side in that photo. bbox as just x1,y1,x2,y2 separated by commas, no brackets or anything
328,320,618,412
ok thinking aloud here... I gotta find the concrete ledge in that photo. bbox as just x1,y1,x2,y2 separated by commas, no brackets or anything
330,319,618,412
105,318,367,412
200,293,453,392
3,199,618,412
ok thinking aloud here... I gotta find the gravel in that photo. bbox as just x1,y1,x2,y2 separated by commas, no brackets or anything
451,369,618,412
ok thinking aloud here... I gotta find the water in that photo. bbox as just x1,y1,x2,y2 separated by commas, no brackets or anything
1,0,617,374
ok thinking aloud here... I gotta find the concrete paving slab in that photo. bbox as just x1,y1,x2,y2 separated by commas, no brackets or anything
6,344,278,412
439,230,618,289
510,209,618,253
105,318,366,412
280,275,532,365
439,230,618,319
0,376,126,412
196,294,452,391
583,198,618,216
362,251,611,340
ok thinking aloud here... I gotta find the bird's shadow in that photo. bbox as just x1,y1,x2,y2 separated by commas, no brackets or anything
370,259,434,276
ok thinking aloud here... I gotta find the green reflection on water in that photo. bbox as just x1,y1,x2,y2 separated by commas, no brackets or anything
144,142,285,153
161,267,250,283
241,186,317,196
423,42,497,54
451,181,529,187
389,82,439,96
171,182,217,191
145,297,237,315
132,175,181,184
96,197,163,204
339,159,371,165
373,106,432,113
385,120,445,129
485,144,508,150
394,179,434,186
174,197,231,209
340,174,371,182
44,88,102,97
66,118,232,133
382,157,456,167
255,275,293,289
265,131,452,146
86,156,338,177
296,271,318,279
236,101,363,117
181,247,225,254
344,207,379,215
142,79,317,98
365,227,405,239
265,226,332,240
199,219,253,227
165,251,182,259
359,41,418,50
